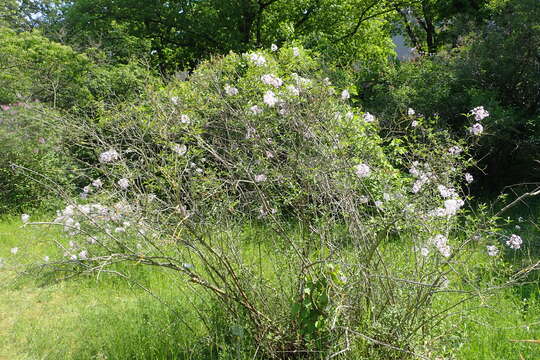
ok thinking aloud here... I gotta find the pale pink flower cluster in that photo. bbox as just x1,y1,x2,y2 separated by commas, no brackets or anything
341,90,350,100
354,164,371,178
407,108,415,116
437,185,457,199
53,202,134,238
261,74,283,88
431,234,451,257
471,106,489,121
248,53,267,66
224,84,239,96
362,112,375,123
486,245,499,256
254,174,267,182
287,85,300,96
409,162,435,193
92,179,103,188
263,91,279,107
99,149,120,163
117,178,130,189
271,44,278,52
180,114,191,124
469,123,484,136
250,105,263,115
506,234,522,249
172,144,187,156
464,173,474,184
448,146,462,155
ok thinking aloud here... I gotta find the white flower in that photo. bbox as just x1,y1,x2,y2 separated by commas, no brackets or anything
44,256,50,262
21,214,30,223
172,144,187,156
79,250,88,260
261,74,283,88
487,245,499,256
271,44,278,51
286,85,300,96
263,91,278,107
11,247,18,255
420,247,430,257
359,195,369,204
506,234,522,249
354,164,371,178
250,105,263,115
171,96,179,105
70,254,78,261
224,84,239,96
292,47,300,56
254,174,267,182
431,234,451,257
412,180,423,193
180,114,191,124
362,112,375,123
470,106,489,121
99,149,120,163
374,200,383,209
249,53,266,66
114,227,125,233
117,178,130,190
341,90,350,100
465,173,474,184
345,111,354,120
83,185,92,194
278,103,289,116
92,179,103,188
448,146,462,155
443,198,464,216
411,120,418,127
437,185,456,199
469,123,483,136
408,108,416,116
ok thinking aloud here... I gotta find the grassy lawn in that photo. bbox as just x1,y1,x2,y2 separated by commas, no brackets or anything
2,214,540,359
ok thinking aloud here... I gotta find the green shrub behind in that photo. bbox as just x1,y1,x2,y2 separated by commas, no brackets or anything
0,103,73,214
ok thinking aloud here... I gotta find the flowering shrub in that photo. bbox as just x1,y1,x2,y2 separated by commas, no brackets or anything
8,46,531,358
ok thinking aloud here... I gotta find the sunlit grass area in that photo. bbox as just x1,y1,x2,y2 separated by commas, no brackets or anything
2,212,540,359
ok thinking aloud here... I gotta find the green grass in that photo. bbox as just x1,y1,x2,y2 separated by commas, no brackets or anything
2,213,540,359
0,217,214,360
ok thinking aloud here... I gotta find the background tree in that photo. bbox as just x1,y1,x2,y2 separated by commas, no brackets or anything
60,0,401,71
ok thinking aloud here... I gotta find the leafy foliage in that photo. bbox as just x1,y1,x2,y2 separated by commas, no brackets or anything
0,103,73,214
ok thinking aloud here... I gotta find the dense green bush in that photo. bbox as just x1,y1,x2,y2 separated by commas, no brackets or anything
0,27,92,109
0,102,73,214
0,27,156,113
362,0,540,191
